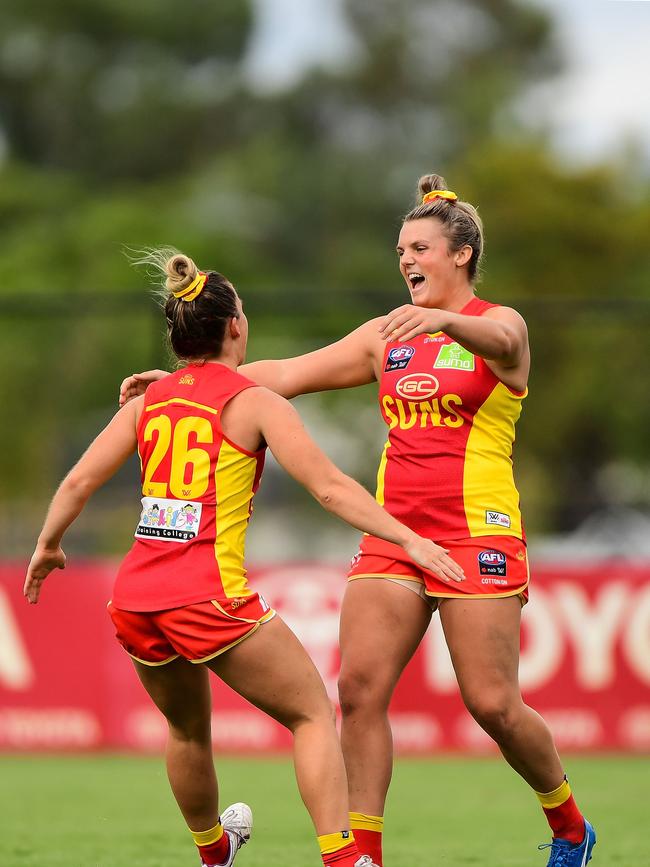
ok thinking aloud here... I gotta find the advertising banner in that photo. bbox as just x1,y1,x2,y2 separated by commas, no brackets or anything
1,560,649,752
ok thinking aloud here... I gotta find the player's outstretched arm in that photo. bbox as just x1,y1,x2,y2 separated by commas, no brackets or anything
252,389,464,583
119,320,381,406
24,397,143,604
239,319,380,398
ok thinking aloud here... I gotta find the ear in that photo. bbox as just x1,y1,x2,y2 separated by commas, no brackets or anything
229,315,242,339
454,245,473,268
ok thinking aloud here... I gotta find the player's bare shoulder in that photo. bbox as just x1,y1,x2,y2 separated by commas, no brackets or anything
352,316,388,371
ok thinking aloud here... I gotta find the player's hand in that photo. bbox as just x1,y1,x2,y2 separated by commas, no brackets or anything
119,369,169,407
403,536,465,583
24,545,66,604
379,305,449,342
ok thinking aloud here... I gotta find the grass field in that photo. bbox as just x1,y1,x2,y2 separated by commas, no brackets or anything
1,754,647,866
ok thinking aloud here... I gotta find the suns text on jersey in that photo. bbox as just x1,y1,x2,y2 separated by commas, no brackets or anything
381,394,464,429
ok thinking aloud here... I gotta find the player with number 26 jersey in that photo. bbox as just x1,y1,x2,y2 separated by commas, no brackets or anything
113,363,268,615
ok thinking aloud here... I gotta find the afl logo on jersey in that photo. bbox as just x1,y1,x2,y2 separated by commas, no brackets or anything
396,373,439,400
478,549,507,576
385,345,415,372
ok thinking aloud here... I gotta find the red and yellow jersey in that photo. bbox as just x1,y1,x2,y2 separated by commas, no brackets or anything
113,363,265,612
376,296,526,542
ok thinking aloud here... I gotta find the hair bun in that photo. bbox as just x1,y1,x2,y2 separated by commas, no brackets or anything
165,253,198,294
417,173,447,201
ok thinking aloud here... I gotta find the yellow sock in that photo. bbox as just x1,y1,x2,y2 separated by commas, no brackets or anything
535,778,571,809
349,812,384,833
190,822,224,847
318,830,356,855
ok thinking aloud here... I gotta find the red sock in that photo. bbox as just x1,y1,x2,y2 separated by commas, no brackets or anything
190,822,230,866
349,812,383,866
352,829,382,866
536,779,585,844
318,832,361,866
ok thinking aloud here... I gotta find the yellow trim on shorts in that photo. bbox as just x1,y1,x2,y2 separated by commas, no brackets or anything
348,572,424,583
349,573,529,602
210,599,276,624
189,610,277,664
127,651,180,667
431,583,529,602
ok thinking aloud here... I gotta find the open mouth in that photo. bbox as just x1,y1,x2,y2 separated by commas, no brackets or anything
408,272,425,289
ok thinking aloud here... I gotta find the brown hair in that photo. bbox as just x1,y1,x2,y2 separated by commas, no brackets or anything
134,247,239,360
404,174,484,282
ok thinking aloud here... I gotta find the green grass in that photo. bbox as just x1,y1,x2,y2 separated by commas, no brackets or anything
1,754,647,866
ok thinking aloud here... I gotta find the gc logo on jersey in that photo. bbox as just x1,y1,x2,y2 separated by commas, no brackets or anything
396,373,439,401
478,549,507,576
385,345,415,372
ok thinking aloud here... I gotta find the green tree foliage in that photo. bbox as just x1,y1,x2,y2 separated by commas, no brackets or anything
0,0,253,179
1,0,649,545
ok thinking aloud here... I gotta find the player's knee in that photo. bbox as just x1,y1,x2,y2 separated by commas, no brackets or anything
167,714,211,743
338,667,391,717
277,691,336,734
463,691,521,738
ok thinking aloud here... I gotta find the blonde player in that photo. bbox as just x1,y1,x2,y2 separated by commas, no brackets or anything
26,249,464,867
121,178,596,867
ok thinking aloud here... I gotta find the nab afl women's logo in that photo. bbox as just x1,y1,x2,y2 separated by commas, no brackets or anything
396,373,439,400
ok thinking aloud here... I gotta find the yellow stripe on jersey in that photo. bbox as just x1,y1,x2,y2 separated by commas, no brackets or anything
214,440,257,598
375,439,391,506
463,382,525,539
145,397,219,415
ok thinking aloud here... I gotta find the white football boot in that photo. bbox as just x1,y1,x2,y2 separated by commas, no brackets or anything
201,802,253,867
354,857,380,867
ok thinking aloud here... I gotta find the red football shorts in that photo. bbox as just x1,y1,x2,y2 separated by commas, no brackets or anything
107,594,276,666
348,534,529,603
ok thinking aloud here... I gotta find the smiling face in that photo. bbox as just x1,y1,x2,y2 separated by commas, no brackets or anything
396,218,472,308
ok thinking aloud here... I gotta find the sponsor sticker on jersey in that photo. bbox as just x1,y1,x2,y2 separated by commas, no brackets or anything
485,510,511,529
478,549,507,576
135,496,202,543
434,342,475,371
385,345,415,372
396,373,439,400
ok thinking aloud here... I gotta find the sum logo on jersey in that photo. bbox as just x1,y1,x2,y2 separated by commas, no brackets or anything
179,374,195,385
434,342,475,371
396,373,439,401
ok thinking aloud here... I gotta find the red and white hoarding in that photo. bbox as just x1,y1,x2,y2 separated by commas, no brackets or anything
1,560,649,752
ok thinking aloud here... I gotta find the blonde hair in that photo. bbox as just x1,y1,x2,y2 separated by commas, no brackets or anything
404,174,484,281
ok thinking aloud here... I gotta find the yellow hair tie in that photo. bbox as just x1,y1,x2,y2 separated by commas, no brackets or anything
172,271,207,302
422,190,458,204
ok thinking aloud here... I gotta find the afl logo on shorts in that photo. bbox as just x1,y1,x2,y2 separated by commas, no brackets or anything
396,373,439,401
385,345,415,372
478,549,507,576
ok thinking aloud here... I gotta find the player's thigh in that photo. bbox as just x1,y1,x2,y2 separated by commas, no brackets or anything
339,578,433,698
133,656,212,735
206,616,331,728
438,596,522,702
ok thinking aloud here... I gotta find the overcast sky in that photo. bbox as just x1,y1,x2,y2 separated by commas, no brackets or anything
248,0,650,167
